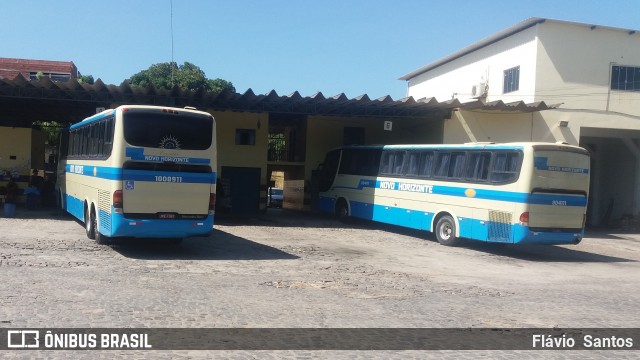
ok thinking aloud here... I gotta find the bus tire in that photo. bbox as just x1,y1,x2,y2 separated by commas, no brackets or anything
90,206,109,244
435,215,460,246
85,205,96,240
335,199,350,223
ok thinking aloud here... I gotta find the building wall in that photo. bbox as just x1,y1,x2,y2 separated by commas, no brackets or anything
445,110,536,143
406,20,640,117
0,57,79,80
535,21,640,115
212,110,269,184
406,26,538,103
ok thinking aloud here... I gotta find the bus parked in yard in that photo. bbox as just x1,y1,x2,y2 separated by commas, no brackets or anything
57,105,216,243
316,142,590,246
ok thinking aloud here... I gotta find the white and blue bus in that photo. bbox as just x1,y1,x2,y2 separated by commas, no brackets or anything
316,142,590,246
57,105,216,243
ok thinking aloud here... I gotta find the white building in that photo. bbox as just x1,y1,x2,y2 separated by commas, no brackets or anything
401,18,640,227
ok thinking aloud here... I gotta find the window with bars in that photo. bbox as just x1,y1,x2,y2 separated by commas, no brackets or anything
611,65,640,91
503,66,520,93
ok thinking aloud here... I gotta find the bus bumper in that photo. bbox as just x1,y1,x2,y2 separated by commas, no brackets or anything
104,212,214,238
512,225,584,245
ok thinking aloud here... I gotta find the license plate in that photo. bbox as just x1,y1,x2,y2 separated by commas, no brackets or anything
158,213,177,219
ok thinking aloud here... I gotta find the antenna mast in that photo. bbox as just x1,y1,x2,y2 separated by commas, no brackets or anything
170,0,175,87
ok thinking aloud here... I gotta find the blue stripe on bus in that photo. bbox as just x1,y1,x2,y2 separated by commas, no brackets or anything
534,156,589,174
125,147,211,164
319,196,583,245
333,179,587,207
65,164,217,184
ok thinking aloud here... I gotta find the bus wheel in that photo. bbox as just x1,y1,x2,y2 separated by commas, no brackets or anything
90,207,109,244
435,215,460,246
85,206,96,240
335,199,350,223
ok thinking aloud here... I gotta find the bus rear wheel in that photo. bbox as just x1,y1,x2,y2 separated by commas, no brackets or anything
435,215,460,246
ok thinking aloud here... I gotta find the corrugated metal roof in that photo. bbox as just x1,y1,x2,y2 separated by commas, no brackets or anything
0,74,556,126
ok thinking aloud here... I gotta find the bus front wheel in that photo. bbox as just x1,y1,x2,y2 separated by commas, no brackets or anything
335,199,350,223
435,215,460,246
85,206,96,240
86,206,108,244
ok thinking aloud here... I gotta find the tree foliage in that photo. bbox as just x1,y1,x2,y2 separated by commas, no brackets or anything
78,74,95,84
128,62,235,93
33,121,65,146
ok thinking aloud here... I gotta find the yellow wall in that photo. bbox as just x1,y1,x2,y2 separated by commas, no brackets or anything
0,127,34,177
211,110,269,180
210,110,269,210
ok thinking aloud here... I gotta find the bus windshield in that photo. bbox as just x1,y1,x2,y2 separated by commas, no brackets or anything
123,111,213,150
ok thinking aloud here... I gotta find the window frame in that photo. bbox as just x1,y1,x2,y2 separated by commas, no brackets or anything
611,65,640,91
503,66,520,94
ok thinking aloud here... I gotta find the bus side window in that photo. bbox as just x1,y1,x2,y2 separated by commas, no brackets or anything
447,152,466,178
465,152,491,181
393,152,405,175
418,152,434,178
491,151,521,183
380,151,405,176
104,117,114,156
405,152,420,176
434,152,451,178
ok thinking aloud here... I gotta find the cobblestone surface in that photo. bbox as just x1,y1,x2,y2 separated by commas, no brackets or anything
1,208,639,358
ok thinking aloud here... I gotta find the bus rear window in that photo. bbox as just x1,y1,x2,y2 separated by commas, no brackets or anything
123,112,213,150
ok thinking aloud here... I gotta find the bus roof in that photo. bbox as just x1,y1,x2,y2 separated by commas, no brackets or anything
337,142,589,154
71,105,213,129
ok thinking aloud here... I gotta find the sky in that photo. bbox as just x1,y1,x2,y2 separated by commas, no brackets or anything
1,0,639,100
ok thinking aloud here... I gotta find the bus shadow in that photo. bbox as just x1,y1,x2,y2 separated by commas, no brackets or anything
110,228,299,261
362,221,636,263
453,240,636,263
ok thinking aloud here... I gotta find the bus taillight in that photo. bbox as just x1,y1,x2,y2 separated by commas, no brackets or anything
113,190,123,213
209,193,216,215
519,212,529,226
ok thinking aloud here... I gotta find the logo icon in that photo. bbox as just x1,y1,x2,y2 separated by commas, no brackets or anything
159,135,181,150
7,330,39,348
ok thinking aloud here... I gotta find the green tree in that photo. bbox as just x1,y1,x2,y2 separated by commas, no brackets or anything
33,121,64,146
77,74,95,84
128,62,235,93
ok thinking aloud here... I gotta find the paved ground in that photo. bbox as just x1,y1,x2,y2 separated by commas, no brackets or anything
0,207,639,359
